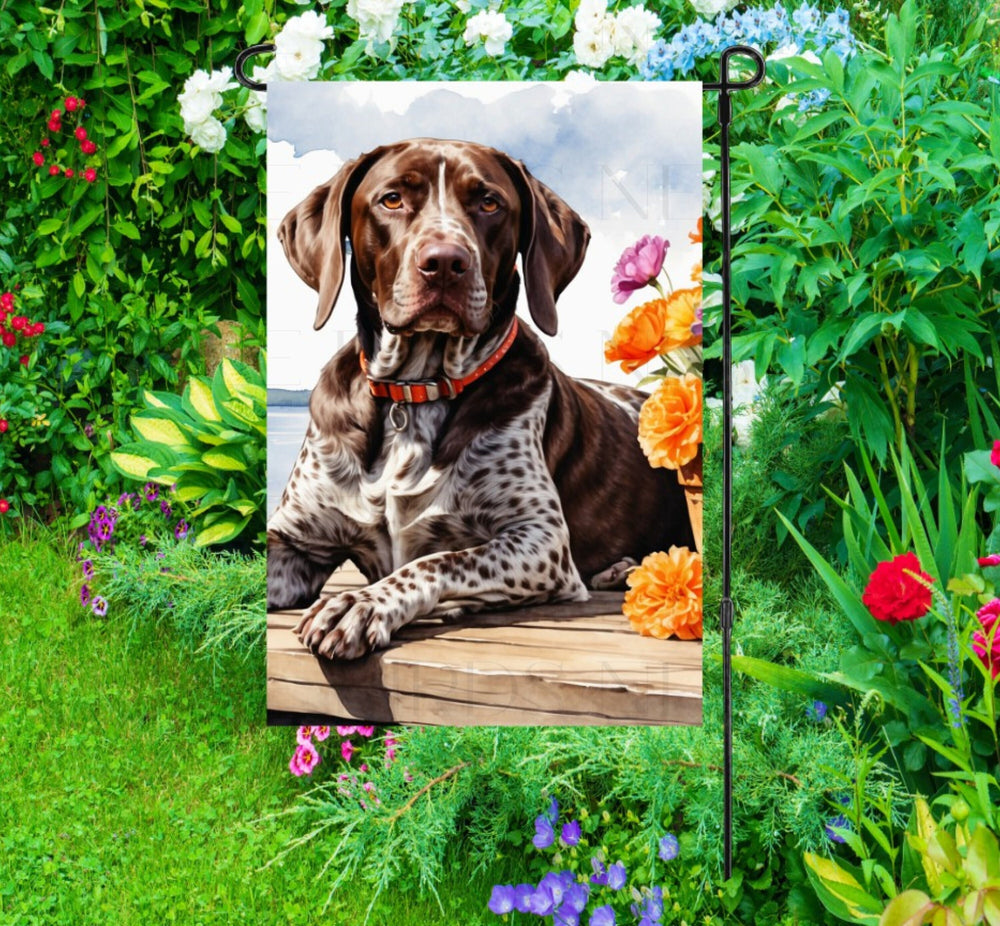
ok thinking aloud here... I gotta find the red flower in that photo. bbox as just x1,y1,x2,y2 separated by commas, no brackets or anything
0,419,7,432
50,109,62,120
75,126,87,141
32,322,45,336
47,118,61,133
1,332,14,347
32,151,44,166
973,599,1000,680
81,140,97,155
861,552,934,625
41,137,50,147
10,316,26,330
979,554,1000,568
64,168,74,178
65,96,79,111
0,292,12,310
83,168,97,183
992,440,1000,467
18,355,28,366
48,165,60,177
0,500,9,514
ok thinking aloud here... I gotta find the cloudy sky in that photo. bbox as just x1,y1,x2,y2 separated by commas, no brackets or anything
267,80,703,390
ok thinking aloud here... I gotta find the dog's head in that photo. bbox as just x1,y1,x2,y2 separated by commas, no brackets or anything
277,138,590,338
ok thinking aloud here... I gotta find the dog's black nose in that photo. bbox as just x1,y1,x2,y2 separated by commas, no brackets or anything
416,242,470,284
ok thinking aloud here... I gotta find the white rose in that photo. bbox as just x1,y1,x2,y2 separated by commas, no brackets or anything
273,11,334,79
572,17,615,69
574,0,608,30
178,67,235,127
453,0,470,11
613,5,661,65
464,10,513,57
687,0,739,18
243,64,269,134
190,116,227,153
347,0,404,47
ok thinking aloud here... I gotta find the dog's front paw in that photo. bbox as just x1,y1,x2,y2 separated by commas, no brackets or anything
294,590,396,660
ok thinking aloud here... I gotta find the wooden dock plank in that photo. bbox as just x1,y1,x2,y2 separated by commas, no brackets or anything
268,564,702,726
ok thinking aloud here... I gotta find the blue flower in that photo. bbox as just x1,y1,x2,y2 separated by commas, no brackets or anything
534,814,556,849
590,905,617,926
590,856,608,886
488,884,516,914
561,820,582,846
547,796,560,823
659,833,679,861
606,860,627,890
825,814,850,843
631,885,664,924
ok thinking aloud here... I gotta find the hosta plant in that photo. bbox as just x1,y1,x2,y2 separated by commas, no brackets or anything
111,356,266,549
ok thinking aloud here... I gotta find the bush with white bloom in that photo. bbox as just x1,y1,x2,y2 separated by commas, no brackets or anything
572,2,662,71
347,0,405,52
687,0,740,18
178,67,237,154
463,10,513,57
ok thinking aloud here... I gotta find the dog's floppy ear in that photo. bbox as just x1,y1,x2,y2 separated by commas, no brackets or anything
502,158,591,336
277,149,383,331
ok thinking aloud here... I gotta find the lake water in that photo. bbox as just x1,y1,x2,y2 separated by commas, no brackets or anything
267,406,310,517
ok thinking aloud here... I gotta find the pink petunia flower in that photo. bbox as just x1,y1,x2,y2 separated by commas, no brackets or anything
313,726,330,741
336,725,358,736
356,726,375,738
296,725,313,746
992,440,1000,467
292,742,321,775
341,739,354,763
973,599,1000,680
611,235,669,304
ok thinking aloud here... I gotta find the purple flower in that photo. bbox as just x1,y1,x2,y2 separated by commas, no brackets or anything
144,483,159,502
139,534,147,547
175,520,189,541
514,883,535,913
611,235,669,304
160,500,172,518
561,820,582,846
825,814,850,843
631,886,664,924
529,871,574,916
559,881,590,916
81,559,94,580
658,833,679,861
84,422,95,438
590,905,617,926
91,596,108,617
534,814,556,849
606,861,627,890
807,700,828,721
546,796,560,823
590,856,608,886
80,583,91,606
488,884,516,914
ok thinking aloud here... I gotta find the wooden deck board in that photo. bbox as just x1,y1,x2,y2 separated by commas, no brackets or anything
267,564,702,726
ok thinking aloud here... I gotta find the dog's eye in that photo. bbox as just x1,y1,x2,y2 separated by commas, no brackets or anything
480,196,502,214
380,192,404,210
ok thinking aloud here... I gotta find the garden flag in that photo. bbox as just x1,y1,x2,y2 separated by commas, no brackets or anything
265,81,705,726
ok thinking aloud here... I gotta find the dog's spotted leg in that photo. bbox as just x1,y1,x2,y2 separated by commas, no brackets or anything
590,557,638,591
267,531,345,610
295,524,588,659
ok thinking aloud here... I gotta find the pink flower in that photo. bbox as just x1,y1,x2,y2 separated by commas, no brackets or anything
65,96,79,112
296,725,313,746
341,739,354,762
313,726,330,741
291,742,321,776
48,164,60,177
356,726,375,738
979,555,1000,568
75,126,88,141
83,168,98,183
992,440,1000,467
336,725,358,735
64,169,74,178
32,152,44,166
973,599,1000,680
81,140,97,155
611,235,669,304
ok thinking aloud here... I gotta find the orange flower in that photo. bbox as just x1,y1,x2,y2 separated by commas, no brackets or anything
638,373,702,469
659,286,701,353
604,298,669,373
689,217,703,244
624,547,702,640
605,288,702,373
691,262,702,283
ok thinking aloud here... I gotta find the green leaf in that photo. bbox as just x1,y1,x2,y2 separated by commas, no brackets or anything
194,514,251,547
731,655,850,706
803,853,883,925
202,447,248,471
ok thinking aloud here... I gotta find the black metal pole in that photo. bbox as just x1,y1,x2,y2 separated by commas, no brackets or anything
704,45,766,882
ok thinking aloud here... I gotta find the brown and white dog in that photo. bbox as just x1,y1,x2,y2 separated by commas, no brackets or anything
268,138,694,659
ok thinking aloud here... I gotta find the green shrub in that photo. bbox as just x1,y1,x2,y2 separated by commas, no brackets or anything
110,357,266,550
728,2,999,468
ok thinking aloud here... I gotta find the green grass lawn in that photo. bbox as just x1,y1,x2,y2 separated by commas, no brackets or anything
0,526,496,925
